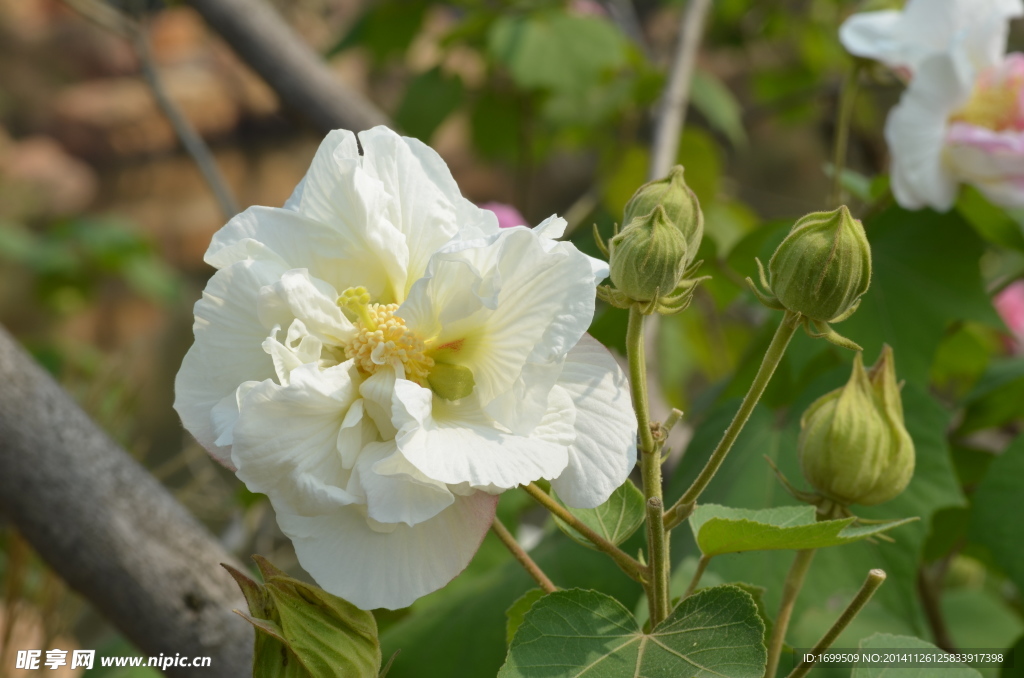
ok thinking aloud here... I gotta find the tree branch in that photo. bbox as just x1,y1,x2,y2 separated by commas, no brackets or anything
648,0,713,180
183,0,390,134
0,326,252,678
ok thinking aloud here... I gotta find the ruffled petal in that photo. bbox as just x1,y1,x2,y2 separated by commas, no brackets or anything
231,362,363,516
174,259,283,465
549,335,638,509
206,206,394,299
276,491,498,610
357,127,499,288
400,227,601,433
391,379,572,490
351,440,454,527
256,269,353,346
838,10,903,65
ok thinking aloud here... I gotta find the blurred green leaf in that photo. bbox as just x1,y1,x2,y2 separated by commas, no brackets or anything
327,0,429,62
853,634,982,678
553,479,645,549
469,87,522,161
840,206,1001,385
395,67,464,142
692,69,747,147
956,358,1024,434
498,586,766,677
957,185,1024,253
969,435,1024,596
488,11,626,95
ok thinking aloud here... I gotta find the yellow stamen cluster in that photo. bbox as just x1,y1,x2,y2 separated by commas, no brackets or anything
953,73,1024,131
341,288,433,384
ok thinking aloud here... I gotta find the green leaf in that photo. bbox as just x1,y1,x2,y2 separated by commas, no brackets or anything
691,69,747,147
488,12,626,95
840,205,1001,385
969,435,1024,595
852,634,983,678
505,588,545,645
689,504,916,557
395,67,464,142
225,556,381,678
552,479,646,549
666,385,964,649
498,586,766,677
956,185,1024,253
956,358,1024,434
326,0,428,62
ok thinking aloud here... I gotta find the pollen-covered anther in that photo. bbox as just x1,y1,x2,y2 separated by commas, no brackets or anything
344,302,434,383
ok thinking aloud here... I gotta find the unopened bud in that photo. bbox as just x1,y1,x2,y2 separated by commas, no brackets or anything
768,205,871,322
799,345,914,507
623,165,703,267
609,205,689,302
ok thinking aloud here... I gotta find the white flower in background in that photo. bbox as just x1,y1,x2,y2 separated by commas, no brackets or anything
839,0,1023,76
174,127,637,610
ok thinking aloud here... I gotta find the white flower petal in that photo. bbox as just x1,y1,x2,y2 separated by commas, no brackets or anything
284,132,409,302
256,269,353,346
174,259,284,465
276,491,499,610
358,366,399,439
549,335,638,509
232,362,362,516
838,10,903,66
392,379,571,490
351,440,454,527
357,127,499,287
885,51,973,211
206,206,394,299
282,130,359,212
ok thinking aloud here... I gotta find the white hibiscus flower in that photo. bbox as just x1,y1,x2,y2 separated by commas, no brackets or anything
174,126,637,610
839,0,1022,76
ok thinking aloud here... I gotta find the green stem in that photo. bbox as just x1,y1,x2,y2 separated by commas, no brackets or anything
491,518,556,594
683,554,711,598
523,483,646,583
829,64,859,209
765,549,816,678
787,569,886,678
627,307,672,627
665,311,800,530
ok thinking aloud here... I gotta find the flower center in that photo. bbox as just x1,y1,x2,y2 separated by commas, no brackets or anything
952,61,1024,131
340,287,434,384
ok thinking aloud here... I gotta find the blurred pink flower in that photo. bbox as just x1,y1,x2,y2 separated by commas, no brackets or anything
995,280,1024,352
480,202,528,229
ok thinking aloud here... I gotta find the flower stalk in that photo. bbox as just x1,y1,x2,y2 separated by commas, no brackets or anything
765,548,817,678
491,518,556,594
665,310,801,530
786,569,887,678
627,307,672,627
523,484,646,583
829,63,860,209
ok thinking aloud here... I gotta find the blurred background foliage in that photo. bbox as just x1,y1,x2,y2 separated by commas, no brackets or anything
0,0,1023,676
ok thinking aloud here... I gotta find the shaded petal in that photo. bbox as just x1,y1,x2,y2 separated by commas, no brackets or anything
885,51,973,211
549,335,638,509
256,269,353,345
838,11,902,64
206,206,394,299
284,131,408,303
392,379,572,490
232,362,362,516
358,127,498,287
359,366,399,439
276,492,498,610
351,440,454,527
174,259,283,465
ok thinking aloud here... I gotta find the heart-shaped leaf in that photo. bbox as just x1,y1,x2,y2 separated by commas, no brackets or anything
498,586,766,677
553,479,646,549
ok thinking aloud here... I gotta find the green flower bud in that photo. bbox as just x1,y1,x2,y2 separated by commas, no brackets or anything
623,165,703,266
609,205,689,302
798,345,915,507
768,205,871,322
